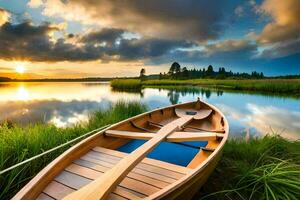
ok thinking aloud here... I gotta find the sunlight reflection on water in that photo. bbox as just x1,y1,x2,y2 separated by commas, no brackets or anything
0,82,299,140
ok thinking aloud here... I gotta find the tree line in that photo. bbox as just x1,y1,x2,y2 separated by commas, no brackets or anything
139,62,266,80
156,62,265,79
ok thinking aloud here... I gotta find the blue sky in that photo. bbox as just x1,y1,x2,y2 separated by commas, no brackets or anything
0,0,299,78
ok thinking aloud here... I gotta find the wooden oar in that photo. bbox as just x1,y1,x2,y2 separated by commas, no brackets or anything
63,114,197,200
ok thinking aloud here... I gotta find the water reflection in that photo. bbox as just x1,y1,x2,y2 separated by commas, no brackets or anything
0,82,299,140
17,85,29,101
154,86,223,104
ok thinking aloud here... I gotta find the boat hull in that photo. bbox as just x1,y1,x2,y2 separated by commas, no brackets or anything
13,100,229,200
159,151,222,200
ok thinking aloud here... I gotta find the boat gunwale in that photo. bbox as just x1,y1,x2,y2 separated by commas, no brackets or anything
12,100,229,200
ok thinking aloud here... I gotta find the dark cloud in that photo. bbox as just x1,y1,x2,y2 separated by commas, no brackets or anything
259,39,300,59
203,40,257,57
37,0,232,42
0,21,193,62
80,28,124,45
115,38,193,61
149,39,258,65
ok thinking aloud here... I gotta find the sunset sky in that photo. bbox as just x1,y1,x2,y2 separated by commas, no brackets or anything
0,0,299,78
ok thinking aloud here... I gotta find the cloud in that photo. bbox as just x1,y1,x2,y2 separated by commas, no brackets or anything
259,39,300,59
0,21,193,62
234,6,244,17
27,0,43,8
0,8,10,26
246,103,300,140
203,39,257,57
257,0,300,44
34,0,228,42
162,39,258,65
80,28,125,47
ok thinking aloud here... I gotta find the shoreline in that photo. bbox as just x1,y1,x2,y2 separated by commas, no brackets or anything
110,78,300,96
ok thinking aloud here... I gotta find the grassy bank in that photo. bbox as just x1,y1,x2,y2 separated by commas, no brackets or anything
198,135,300,200
110,79,300,94
110,79,142,90
0,101,147,199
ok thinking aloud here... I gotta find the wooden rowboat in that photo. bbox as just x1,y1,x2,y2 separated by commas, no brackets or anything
13,99,229,200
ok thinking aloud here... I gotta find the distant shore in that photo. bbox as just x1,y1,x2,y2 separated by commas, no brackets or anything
110,78,300,95
0,77,113,82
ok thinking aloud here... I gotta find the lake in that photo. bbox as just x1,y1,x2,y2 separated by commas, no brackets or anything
0,82,299,140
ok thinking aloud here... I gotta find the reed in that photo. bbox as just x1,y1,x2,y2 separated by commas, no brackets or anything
110,79,142,90
0,101,147,199
199,135,300,200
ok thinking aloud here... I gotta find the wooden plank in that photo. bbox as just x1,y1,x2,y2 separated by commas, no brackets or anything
55,170,142,200
93,146,190,174
63,116,193,200
80,155,177,184
65,163,159,196
187,140,220,168
167,132,223,142
43,181,75,200
105,130,156,140
55,171,91,189
91,148,186,179
74,159,169,188
36,193,55,200
105,130,223,142
183,125,225,133
113,187,145,199
108,194,127,200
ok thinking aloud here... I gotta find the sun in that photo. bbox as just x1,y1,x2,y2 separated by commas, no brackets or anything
16,65,26,74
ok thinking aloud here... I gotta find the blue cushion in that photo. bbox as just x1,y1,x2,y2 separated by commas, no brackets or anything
118,140,208,166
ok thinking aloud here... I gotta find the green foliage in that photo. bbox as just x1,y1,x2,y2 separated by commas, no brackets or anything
140,68,146,81
163,63,264,80
0,101,147,199
199,135,300,200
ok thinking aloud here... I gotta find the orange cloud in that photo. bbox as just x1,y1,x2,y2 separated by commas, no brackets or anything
258,0,300,44
0,8,10,26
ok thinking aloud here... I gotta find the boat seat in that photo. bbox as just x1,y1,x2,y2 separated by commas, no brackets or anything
105,130,224,142
37,147,191,200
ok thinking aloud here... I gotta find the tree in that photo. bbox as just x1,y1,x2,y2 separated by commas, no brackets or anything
260,72,264,78
181,67,189,79
169,62,181,78
159,72,163,80
206,65,214,77
140,68,146,81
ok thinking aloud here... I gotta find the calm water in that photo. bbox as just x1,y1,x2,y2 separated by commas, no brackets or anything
0,82,299,140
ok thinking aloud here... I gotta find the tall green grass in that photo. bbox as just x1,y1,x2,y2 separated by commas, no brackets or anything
0,101,147,199
110,79,142,90
110,78,300,94
198,135,300,200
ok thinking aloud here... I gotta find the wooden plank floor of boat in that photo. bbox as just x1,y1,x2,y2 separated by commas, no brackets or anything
37,146,191,200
